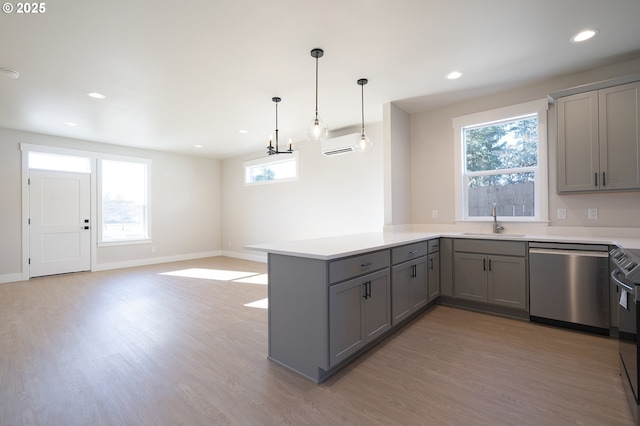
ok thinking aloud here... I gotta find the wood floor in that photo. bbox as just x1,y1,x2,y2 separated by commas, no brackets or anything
0,256,634,425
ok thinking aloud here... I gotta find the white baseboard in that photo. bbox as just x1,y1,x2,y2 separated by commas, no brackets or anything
0,273,24,284
92,250,223,272
4,250,265,283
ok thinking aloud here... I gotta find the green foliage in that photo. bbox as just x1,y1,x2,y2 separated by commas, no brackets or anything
465,116,538,187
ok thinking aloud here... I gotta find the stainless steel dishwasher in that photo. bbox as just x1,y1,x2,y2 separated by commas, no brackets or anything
529,242,610,334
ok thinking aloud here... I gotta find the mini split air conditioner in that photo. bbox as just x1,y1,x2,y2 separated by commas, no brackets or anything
321,133,358,156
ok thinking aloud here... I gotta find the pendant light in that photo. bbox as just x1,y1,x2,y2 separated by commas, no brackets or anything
305,48,329,142
354,78,373,153
267,97,293,155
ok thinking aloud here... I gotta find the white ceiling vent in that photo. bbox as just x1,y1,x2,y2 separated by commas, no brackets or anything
322,133,357,156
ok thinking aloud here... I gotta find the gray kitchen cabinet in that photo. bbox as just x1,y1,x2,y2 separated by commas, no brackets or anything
266,249,391,383
454,252,487,302
487,255,527,309
391,257,427,325
427,251,440,302
453,239,528,311
329,268,390,367
427,239,440,302
557,81,640,193
439,238,454,297
390,241,428,326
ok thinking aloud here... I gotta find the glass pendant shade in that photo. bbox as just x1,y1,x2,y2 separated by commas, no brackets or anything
354,133,373,153
306,114,329,141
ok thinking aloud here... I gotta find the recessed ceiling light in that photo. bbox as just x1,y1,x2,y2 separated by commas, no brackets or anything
570,29,599,43
0,68,20,79
64,122,77,127
238,129,249,134
446,71,463,80
87,92,106,99
194,144,203,148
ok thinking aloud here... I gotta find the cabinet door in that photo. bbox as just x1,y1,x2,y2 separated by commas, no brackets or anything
454,253,487,302
598,82,640,191
427,252,440,302
409,260,427,310
557,91,599,192
487,255,527,310
329,278,366,367
392,259,426,325
364,270,391,342
391,263,412,325
329,269,390,367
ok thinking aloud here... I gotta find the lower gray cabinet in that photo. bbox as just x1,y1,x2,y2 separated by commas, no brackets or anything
453,240,528,311
487,255,527,309
427,251,440,301
454,253,487,301
391,257,427,325
329,268,390,367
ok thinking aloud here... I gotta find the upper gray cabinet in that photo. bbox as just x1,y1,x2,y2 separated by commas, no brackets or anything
557,81,640,193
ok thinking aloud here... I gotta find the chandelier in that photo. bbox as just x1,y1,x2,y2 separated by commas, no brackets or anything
267,97,293,155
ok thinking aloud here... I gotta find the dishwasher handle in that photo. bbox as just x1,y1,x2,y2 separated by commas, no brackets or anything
528,248,608,257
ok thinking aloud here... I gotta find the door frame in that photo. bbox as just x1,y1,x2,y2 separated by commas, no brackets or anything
20,144,98,280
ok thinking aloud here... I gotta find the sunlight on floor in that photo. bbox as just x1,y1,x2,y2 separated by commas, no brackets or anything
234,273,268,285
160,268,269,309
160,268,265,283
244,298,268,309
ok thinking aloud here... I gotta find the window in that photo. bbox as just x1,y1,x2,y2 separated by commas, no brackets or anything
99,158,151,243
453,99,548,222
244,152,298,185
28,151,91,173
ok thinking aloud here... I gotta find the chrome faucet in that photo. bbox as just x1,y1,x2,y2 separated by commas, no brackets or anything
492,204,504,234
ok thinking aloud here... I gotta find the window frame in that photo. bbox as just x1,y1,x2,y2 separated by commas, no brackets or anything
452,99,549,223
243,151,299,186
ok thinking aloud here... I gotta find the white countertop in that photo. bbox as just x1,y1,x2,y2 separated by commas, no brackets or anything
245,230,640,260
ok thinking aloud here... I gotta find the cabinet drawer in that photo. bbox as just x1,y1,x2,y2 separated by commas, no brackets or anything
428,239,440,253
392,241,428,265
329,250,390,284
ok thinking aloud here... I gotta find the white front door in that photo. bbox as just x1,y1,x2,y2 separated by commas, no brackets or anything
29,170,91,277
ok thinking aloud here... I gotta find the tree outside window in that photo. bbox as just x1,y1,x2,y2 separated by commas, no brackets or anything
464,115,538,217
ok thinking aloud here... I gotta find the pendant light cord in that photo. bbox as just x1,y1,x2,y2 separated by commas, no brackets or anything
314,56,319,117
357,78,368,137
275,99,279,149
361,82,365,135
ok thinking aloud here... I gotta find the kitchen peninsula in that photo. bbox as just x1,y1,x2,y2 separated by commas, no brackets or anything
247,230,640,383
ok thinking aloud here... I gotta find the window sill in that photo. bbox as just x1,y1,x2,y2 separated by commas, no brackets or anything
97,239,152,248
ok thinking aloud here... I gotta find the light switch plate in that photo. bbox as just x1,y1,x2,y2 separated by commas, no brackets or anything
588,208,598,219
557,208,566,219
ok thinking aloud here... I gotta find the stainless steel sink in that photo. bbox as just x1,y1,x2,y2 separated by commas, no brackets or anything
461,232,525,238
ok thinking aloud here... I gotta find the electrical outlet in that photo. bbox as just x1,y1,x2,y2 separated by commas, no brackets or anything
431,210,438,219
557,208,566,219
151,246,156,253
588,208,598,220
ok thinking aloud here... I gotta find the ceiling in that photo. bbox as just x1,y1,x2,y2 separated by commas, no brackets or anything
1,0,639,159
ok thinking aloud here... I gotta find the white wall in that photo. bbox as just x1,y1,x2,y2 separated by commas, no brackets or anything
221,123,384,260
384,103,411,226
410,56,640,230
0,127,222,281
